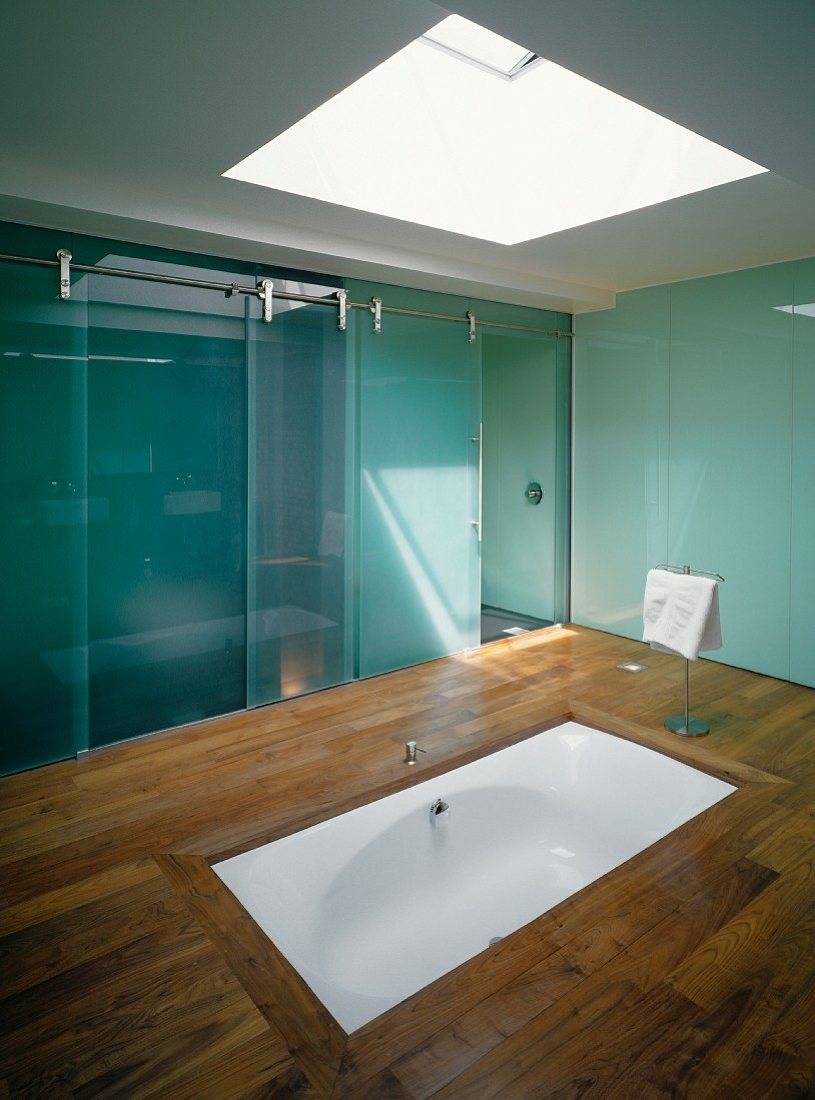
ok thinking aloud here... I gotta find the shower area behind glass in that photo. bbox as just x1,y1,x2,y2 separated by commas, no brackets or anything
480,324,571,643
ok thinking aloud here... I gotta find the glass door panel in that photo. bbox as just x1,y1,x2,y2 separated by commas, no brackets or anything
0,257,89,773
247,284,352,706
87,260,247,747
355,292,481,677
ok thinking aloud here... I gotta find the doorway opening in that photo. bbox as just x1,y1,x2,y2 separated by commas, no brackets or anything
480,329,565,645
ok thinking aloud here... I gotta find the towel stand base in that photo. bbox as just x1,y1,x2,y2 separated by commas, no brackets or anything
664,714,710,737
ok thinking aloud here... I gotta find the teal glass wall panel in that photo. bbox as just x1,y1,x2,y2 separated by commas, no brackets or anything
482,331,558,621
668,265,792,679
352,282,481,678
791,258,815,686
86,261,247,746
247,285,353,706
572,286,669,639
0,249,89,773
573,256,815,686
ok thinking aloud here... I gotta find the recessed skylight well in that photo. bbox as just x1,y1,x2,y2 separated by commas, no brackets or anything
224,16,767,245
422,14,539,79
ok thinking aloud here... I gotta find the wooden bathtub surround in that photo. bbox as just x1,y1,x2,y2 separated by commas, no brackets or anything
0,624,813,1097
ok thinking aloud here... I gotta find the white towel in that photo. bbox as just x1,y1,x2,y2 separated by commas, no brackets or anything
642,568,722,661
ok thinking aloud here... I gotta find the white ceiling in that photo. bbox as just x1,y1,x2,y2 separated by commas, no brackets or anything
1,0,814,313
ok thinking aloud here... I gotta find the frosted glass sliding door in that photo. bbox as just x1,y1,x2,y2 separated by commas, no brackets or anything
247,284,353,706
354,283,481,678
86,260,247,746
0,252,89,773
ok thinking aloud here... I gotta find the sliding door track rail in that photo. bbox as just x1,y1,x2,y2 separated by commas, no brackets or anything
0,249,574,340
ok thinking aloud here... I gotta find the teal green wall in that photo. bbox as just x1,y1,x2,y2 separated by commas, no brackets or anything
573,256,815,687
791,264,815,687
0,224,570,775
572,285,669,640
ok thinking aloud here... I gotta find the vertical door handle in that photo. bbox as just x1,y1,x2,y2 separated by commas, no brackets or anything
471,423,482,542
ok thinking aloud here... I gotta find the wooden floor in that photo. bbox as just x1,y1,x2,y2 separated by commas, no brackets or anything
1,624,814,1098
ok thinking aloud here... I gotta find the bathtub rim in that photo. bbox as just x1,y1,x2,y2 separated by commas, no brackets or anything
158,705,788,1096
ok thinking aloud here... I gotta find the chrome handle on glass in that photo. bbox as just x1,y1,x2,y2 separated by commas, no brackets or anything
471,422,482,542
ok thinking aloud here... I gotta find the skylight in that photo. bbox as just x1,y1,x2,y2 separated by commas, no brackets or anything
422,15,537,78
224,17,767,245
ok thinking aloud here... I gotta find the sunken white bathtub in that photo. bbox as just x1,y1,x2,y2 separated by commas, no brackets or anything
214,720,734,1032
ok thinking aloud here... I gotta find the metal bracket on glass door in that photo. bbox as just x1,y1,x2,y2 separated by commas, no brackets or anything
336,289,347,332
471,423,483,542
57,249,72,300
466,310,476,344
370,296,382,334
258,278,274,323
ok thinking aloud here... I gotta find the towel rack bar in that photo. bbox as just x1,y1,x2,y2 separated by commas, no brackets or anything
655,563,725,583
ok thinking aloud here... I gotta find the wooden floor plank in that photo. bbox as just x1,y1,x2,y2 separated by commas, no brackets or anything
0,907,206,1078
146,1028,294,1100
0,856,165,938
667,854,814,1009
499,983,701,1098
0,873,182,999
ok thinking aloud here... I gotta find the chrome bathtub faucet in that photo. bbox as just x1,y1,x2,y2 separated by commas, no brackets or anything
404,740,427,765
430,797,449,820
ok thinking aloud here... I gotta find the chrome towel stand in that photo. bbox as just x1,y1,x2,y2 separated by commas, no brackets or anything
653,564,725,737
